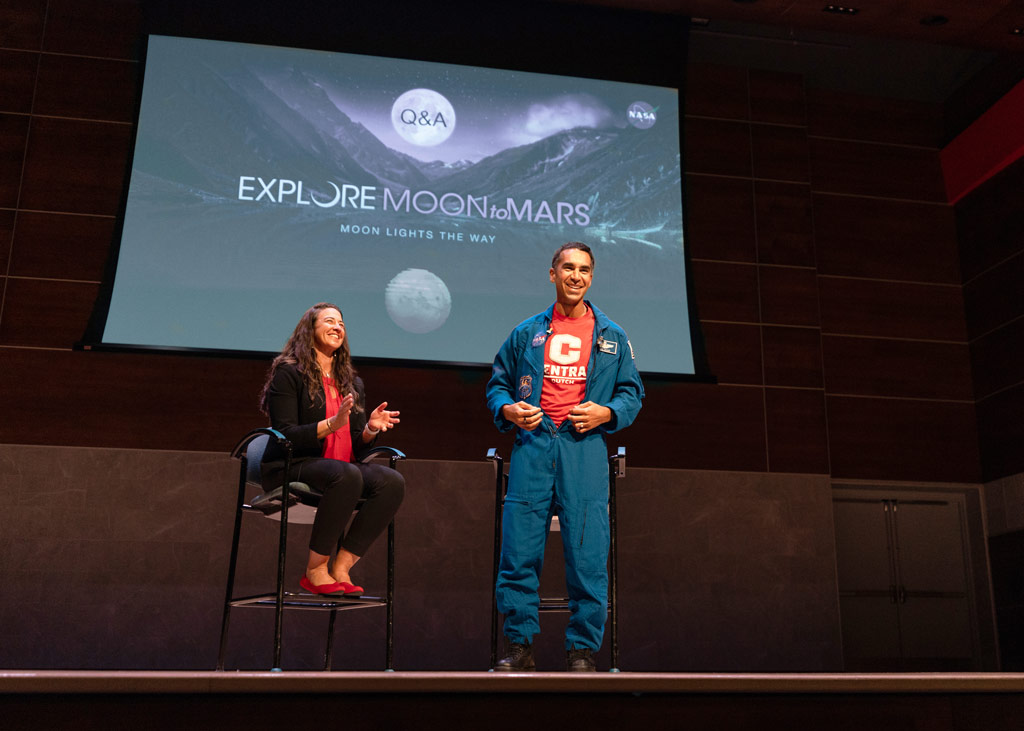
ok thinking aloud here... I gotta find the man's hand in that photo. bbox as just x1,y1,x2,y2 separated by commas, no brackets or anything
503,401,542,431
567,401,611,433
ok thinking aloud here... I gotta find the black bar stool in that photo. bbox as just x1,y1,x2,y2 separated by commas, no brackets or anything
217,427,403,671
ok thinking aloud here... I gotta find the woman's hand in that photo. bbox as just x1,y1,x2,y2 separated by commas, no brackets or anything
325,393,355,434
366,401,400,437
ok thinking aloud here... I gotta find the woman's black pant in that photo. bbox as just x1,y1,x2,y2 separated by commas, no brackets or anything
279,458,405,557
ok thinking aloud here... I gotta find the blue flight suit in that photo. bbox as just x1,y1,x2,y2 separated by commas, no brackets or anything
486,301,644,650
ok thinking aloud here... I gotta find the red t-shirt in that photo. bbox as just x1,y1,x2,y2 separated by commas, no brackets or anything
321,375,353,462
541,307,594,427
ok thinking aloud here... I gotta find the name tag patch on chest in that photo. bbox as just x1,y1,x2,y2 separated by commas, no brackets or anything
597,337,617,355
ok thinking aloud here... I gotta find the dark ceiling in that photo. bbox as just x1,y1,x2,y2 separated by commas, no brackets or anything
560,0,1024,53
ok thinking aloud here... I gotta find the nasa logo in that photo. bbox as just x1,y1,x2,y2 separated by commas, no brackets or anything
627,101,657,130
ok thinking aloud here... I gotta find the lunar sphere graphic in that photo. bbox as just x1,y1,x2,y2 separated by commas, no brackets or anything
391,88,456,147
385,268,452,334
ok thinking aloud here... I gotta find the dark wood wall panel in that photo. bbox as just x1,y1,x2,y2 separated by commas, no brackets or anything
754,181,814,266
970,318,1024,401
0,277,99,347
963,251,1024,340
41,0,142,59
814,194,960,283
827,396,980,483
33,55,138,121
809,138,947,202
684,174,756,262
758,266,820,327
819,277,966,341
977,384,1024,480
751,124,809,182
807,89,944,147
701,321,762,385
639,382,767,472
0,50,37,113
956,158,1024,281
762,326,823,388
765,387,829,474
0,209,13,272
684,118,752,178
748,70,805,126
8,212,113,280
0,113,29,207
20,117,131,214
685,63,749,120
0,0,46,51
689,260,759,323
822,336,974,400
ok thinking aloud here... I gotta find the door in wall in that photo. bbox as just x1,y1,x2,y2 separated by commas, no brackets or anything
833,487,978,671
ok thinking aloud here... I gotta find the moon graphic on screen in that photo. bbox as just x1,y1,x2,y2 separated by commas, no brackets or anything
385,268,452,334
391,89,456,147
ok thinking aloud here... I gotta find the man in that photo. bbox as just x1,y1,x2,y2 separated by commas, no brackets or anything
486,241,644,672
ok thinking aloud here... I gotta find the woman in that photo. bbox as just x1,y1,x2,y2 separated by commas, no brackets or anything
259,302,404,596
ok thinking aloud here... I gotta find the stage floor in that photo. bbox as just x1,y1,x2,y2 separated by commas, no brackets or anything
3,671,1023,731
3,669,1024,693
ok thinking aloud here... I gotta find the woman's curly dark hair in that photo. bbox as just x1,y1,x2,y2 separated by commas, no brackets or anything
259,302,362,414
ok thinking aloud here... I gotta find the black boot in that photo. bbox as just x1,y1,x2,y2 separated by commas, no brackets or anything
493,639,535,671
566,646,596,672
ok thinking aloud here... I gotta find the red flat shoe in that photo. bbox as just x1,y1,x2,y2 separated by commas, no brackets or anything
338,581,364,596
299,576,347,595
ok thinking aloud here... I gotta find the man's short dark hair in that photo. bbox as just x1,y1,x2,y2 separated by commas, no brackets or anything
551,241,594,269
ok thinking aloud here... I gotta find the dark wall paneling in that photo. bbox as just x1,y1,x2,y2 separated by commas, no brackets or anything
762,325,823,388
758,265,819,327
809,138,947,202
684,117,753,178
806,89,945,147
19,117,131,214
0,348,269,451
822,336,975,401
970,317,1024,401
32,55,138,121
685,63,749,121
819,277,967,341
41,0,142,59
751,123,809,183
977,383,1024,482
956,158,1024,281
765,387,829,474
814,194,961,283
638,383,767,472
0,209,14,273
754,181,815,266
700,321,762,385
0,113,29,207
963,251,1024,341
684,174,756,262
0,277,99,348
826,396,980,483
688,259,760,323
748,70,806,126
0,0,46,51
6,211,113,280
0,49,38,113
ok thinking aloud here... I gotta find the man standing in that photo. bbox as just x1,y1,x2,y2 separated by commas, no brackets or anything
486,241,644,672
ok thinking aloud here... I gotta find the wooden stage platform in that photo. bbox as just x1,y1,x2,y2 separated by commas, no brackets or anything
3,671,1023,730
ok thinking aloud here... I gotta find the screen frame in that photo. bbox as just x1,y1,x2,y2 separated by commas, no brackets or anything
78,0,711,382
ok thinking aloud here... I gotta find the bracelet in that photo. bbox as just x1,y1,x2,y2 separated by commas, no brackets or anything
326,417,335,433
365,423,380,436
